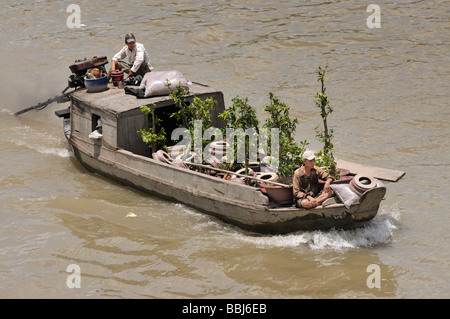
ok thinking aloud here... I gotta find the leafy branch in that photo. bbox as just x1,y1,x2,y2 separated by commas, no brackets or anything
138,103,167,154
314,65,337,178
263,92,308,181
219,96,260,175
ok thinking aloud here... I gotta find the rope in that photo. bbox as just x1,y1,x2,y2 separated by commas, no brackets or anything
101,137,122,151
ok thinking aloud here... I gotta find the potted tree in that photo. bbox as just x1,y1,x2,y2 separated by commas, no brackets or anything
314,65,350,182
261,93,308,205
139,83,218,167
219,96,260,180
138,103,167,154
169,83,218,164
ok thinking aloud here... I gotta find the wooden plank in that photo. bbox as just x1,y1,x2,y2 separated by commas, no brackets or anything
336,159,405,182
55,108,70,118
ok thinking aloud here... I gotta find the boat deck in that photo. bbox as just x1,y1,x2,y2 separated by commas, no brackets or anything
70,81,224,116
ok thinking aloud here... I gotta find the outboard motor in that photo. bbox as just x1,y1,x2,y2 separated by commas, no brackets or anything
66,56,109,91
15,56,109,116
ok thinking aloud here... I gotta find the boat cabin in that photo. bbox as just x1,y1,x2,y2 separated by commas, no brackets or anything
69,82,226,158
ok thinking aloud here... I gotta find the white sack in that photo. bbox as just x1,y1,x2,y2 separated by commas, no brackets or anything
331,179,384,209
139,70,189,97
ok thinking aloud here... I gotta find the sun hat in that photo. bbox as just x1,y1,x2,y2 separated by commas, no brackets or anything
302,150,316,161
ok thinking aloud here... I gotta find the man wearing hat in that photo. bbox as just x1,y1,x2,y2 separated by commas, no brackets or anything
293,150,335,209
108,33,152,80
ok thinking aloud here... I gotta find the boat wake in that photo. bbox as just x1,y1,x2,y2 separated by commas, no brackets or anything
35,146,72,158
235,205,401,251
1,107,15,116
174,201,400,251
2,112,73,158
10,133,73,158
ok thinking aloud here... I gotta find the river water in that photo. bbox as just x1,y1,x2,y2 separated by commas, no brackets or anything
0,0,449,299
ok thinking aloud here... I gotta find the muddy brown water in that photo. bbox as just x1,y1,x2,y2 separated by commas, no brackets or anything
0,1,449,298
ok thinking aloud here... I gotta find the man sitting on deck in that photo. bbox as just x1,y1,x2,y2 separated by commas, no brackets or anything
293,151,335,209
107,33,152,80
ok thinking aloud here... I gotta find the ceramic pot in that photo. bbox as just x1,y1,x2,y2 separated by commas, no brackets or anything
349,174,377,195
256,172,278,187
319,168,352,184
84,73,108,93
331,175,353,184
261,183,293,205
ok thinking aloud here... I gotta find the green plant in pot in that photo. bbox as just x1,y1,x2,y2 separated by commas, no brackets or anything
169,82,216,133
260,93,308,205
138,103,167,154
314,65,341,180
219,96,260,179
169,82,217,161
263,92,308,185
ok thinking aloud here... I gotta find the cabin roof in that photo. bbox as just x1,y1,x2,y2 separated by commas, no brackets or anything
70,82,223,116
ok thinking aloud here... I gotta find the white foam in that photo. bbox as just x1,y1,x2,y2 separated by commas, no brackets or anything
148,199,400,251
236,206,400,251
3,120,72,158
1,108,14,115
36,146,72,158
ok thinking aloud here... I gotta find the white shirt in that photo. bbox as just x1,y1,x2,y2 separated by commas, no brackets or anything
112,42,151,73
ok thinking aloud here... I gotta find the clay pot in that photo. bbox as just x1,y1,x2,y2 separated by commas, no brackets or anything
248,162,261,173
349,174,377,195
172,155,187,169
215,173,232,180
235,167,257,177
319,168,352,184
261,182,293,205
338,168,350,176
152,150,173,164
330,168,352,184
206,155,222,168
256,172,278,184
230,177,246,185
331,175,353,184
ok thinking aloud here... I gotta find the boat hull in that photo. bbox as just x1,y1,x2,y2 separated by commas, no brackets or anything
69,134,386,234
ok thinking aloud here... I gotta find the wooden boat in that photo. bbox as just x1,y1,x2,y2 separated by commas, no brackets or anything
55,81,399,234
